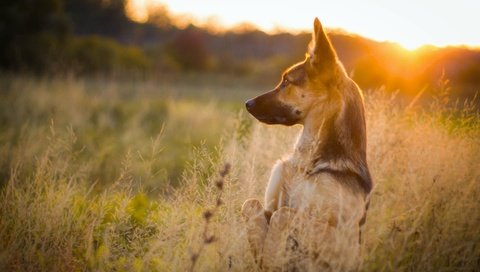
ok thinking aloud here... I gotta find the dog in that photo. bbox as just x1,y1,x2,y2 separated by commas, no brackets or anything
241,18,372,271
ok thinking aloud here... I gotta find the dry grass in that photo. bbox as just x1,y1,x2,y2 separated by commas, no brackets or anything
0,76,479,271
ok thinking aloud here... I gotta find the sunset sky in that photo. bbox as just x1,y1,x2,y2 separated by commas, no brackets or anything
128,0,480,50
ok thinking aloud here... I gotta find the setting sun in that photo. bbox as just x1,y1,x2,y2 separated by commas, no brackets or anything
128,0,480,50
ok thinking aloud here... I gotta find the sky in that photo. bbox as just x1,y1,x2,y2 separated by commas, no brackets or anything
128,0,480,50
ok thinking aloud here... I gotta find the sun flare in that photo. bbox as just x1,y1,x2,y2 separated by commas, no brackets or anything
127,0,480,49
126,0,153,23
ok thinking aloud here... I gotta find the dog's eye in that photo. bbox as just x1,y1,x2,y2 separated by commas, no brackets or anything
281,78,290,87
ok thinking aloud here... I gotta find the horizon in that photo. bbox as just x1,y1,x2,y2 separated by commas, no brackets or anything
127,0,480,50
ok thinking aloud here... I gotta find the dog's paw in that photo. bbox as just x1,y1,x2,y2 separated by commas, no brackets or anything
242,198,269,265
241,198,264,220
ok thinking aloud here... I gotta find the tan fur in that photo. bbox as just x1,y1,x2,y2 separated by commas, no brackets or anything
242,18,372,271
264,160,287,212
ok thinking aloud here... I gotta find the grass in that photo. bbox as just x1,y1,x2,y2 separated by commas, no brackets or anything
0,75,479,271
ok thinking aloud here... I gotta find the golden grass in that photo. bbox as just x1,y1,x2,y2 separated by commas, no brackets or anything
0,76,479,271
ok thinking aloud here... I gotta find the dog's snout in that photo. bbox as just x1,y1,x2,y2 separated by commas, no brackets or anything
245,99,255,110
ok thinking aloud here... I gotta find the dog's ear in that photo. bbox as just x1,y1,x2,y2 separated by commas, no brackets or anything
308,18,337,68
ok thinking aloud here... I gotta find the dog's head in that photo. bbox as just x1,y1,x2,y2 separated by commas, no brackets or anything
246,18,343,126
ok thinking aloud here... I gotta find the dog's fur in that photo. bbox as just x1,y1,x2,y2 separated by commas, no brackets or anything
241,18,372,271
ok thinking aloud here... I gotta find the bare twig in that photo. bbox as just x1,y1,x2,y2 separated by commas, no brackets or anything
189,163,230,272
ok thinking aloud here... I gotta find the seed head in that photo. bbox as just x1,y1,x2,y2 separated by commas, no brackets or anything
204,235,216,244
203,210,213,221
219,163,231,177
215,179,224,190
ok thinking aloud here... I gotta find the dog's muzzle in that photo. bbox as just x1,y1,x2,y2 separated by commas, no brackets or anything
245,99,256,111
245,91,300,126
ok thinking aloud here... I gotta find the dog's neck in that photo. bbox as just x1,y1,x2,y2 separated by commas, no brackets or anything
292,88,372,194
293,111,337,165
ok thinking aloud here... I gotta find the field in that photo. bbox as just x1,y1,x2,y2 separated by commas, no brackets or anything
0,75,479,271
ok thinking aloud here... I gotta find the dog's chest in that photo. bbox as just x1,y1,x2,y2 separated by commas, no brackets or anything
284,171,338,208
282,165,364,223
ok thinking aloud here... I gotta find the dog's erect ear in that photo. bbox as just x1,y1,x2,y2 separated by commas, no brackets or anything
309,18,336,68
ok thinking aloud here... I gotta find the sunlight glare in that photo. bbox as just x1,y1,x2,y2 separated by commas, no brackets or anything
127,0,480,49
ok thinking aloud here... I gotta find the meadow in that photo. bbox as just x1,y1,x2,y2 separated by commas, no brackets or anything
0,75,479,271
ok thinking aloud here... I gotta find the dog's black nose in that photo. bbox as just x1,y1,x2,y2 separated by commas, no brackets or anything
245,99,255,110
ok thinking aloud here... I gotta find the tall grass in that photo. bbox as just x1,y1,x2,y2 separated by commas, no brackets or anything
0,75,244,190
0,75,479,271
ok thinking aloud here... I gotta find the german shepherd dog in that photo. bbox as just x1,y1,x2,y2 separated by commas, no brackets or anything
241,18,372,271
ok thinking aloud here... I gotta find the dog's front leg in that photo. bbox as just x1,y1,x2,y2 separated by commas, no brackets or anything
264,160,288,217
242,199,269,265
262,207,297,270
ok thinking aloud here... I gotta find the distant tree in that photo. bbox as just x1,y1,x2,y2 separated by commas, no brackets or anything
457,63,480,85
146,4,172,28
0,0,70,72
70,35,151,74
231,22,257,34
65,0,132,38
167,27,209,71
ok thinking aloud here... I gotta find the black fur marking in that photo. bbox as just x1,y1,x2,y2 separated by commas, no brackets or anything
307,166,370,194
311,114,347,167
246,89,300,126
339,95,372,193
358,200,370,243
341,96,367,156
358,211,367,227
310,94,372,194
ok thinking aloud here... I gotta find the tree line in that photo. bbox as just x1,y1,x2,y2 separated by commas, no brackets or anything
1,0,479,101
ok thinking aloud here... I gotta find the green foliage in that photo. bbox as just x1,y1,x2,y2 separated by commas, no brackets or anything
69,36,151,74
0,0,151,75
127,193,154,226
0,76,235,190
